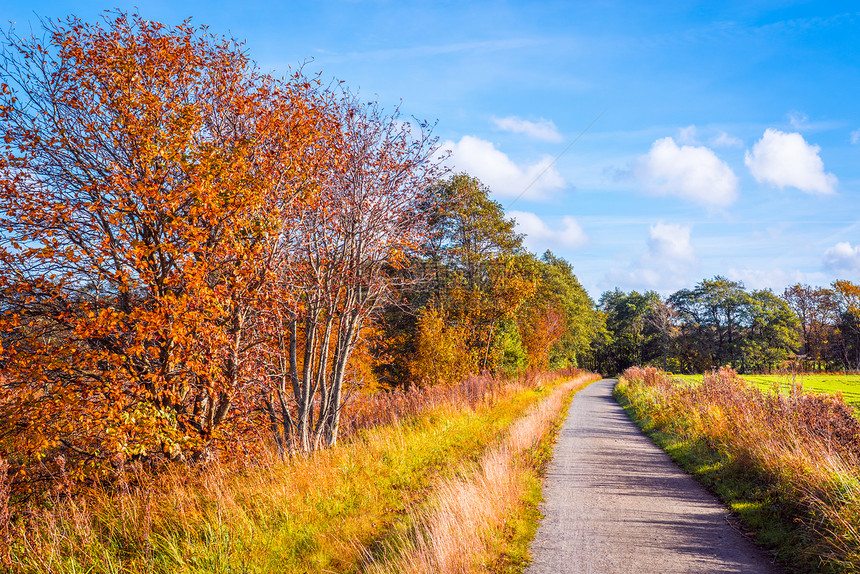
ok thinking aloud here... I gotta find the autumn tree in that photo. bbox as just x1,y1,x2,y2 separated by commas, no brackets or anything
783,284,838,370
0,13,329,476
518,251,595,371
261,94,443,452
832,280,860,371
401,174,538,380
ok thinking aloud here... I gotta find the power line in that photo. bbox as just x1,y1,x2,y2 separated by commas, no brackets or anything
507,109,606,210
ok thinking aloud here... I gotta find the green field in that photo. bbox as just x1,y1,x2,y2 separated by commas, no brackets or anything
673,373,860,411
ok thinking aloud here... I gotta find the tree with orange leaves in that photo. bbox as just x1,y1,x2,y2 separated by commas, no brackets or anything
0,12,331,478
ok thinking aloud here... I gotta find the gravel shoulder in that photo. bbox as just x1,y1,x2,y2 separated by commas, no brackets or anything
525,378,785,574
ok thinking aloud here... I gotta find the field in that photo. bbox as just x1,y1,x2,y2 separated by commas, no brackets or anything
673,373,860,412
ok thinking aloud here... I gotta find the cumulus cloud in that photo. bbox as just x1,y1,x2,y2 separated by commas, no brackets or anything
492,116,563,142
509,211,587,251
647,222,695,265
823,242,860,274
441,135,565,200
635,137,739,208
851,129,860,145
744,129,837,194
603,222,698,293
710,132,744,148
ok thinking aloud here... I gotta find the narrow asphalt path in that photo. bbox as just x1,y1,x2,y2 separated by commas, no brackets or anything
526,378,785,574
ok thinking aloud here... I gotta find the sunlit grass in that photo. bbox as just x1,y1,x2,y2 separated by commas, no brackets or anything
618,366,860,573
2,370,597,574
673,373,860,412
367,374,597,573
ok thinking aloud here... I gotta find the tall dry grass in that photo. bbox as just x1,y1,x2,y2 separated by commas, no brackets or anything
341,367,583,438
368,372,599,573
0,367,593,573
621,366,860,571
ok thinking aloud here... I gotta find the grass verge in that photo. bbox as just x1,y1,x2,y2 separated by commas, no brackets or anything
2,371,595,574
487,378,581,574
366,373,599,574
616,367,860,574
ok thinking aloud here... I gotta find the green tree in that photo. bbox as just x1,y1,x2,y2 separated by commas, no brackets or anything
599,289,659,373
694,276,750,368
536,251,596,369
742,289,799,372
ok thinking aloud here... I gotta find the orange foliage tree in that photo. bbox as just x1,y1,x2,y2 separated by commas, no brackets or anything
0,13,331,478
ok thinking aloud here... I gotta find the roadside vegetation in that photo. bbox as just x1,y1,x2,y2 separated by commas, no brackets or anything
366,373,596,574
9,8,860,574
675,373,860,411
0,10,600,573
1,370,597,573
617,366,860,573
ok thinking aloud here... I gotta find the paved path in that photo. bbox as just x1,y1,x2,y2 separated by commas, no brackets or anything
526,378,785,574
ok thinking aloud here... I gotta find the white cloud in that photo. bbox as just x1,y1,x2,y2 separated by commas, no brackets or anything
492,116,563,142
647,222,695,265
710,131,744,148
635,137,739,208
603,222,698,293
850,129,860,145
441,135,565,200
509,211,587,251
744,129,837,194
823,242,860,274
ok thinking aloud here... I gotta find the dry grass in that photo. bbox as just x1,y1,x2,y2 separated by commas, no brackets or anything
367,372,599,574
0,368,594,573
620,366,860,572
341,368,581,438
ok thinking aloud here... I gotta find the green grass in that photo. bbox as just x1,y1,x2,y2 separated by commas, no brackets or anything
8,381,567,574
673,373,860,411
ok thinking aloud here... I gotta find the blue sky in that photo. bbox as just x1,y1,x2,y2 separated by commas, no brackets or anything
3,1,860,298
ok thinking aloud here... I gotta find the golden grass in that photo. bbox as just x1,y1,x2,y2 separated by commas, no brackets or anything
620,366,860,572
0,369,596,573
367,373,598,574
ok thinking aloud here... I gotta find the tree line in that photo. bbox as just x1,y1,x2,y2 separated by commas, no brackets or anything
0,12,597,489
594,277,860,375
